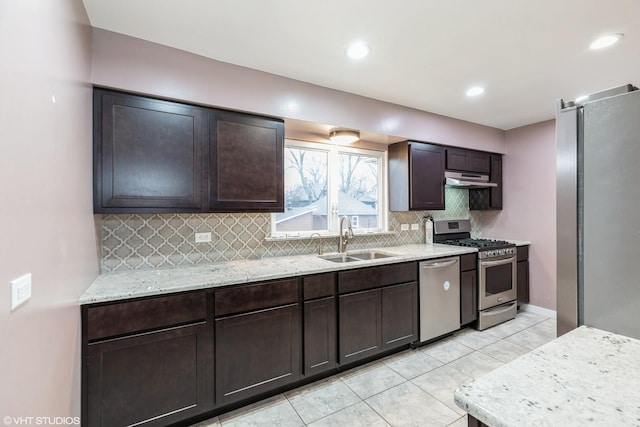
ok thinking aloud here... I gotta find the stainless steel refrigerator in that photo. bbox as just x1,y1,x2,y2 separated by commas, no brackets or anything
556,84,640,339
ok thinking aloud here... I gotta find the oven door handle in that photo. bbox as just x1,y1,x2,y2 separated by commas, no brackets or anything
483,301,517,315
481,256,516,267
421,259,458,269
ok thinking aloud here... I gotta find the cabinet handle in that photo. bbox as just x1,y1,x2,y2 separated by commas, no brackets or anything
421,259,458,269
481,256,516,267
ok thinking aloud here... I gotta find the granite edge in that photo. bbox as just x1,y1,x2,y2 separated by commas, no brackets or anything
80,244,477,305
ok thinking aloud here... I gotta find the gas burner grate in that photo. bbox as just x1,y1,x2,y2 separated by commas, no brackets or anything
440,238,511,249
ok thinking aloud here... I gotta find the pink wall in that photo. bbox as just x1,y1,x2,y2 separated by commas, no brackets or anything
91,29,506,154
483,120,557,311
0,0,99,418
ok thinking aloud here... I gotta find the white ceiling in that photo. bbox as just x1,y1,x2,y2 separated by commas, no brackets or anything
82,0,640,130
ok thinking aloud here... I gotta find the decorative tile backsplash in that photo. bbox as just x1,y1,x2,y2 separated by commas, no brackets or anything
101,188,482,272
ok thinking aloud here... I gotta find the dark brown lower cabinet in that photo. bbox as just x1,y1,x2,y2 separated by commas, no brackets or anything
381,282,418,349
339,281,417,365
86,322,210,426
303,297,337,376
517,245,530,306
215,304,300,406
517,260,530,305
460,270,478,325
339,289,382,364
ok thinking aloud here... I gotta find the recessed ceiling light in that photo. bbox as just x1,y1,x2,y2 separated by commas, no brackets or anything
465,86,485,97
590,33,624,50
346,42,370,60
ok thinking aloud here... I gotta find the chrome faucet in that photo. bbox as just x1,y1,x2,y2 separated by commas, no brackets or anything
338,216,354,253
310,232,323,255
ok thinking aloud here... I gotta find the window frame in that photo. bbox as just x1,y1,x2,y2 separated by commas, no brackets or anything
271,139,388,238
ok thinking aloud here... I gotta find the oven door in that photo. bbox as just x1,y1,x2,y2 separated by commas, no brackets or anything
478,255,517,310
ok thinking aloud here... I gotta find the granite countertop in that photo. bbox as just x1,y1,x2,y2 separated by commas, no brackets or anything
506,239,531,247
80,243,476,305
454,326,640,427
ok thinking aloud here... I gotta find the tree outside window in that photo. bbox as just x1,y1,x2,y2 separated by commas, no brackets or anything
273,141,385,236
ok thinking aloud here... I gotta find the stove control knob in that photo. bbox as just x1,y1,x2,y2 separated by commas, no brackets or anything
498,249,505,256
487,251,495,258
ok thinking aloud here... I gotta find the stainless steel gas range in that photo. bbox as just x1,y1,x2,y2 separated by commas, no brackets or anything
433,219,517,330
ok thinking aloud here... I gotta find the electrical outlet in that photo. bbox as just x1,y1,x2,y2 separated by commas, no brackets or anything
400,224,409,231
411,223,419,230
195,232,212,243
11,273,32,310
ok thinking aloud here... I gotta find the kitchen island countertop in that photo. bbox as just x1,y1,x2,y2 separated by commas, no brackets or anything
454,325,640,427
80,243,476,305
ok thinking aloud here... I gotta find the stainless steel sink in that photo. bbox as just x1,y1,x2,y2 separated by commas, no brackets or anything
319,250,398,263
349,250,398,260
319,254,362,263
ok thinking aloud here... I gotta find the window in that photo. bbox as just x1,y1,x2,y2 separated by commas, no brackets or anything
272,140,386,237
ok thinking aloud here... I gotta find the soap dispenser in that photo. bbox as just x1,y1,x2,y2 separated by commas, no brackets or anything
424,215,433,245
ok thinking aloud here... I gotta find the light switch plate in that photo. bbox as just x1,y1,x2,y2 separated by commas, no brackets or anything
11,273,32,310
400,224,409,231
411,223,419,230
195,232,212,243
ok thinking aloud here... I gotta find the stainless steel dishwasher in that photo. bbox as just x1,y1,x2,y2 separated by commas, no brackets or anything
418,257,460,343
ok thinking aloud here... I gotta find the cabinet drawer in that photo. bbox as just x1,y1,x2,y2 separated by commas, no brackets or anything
303,273,335,300
215,279,299,317
517,245,529,262
338,262,417,294
460,254,477,272
86,292,207,341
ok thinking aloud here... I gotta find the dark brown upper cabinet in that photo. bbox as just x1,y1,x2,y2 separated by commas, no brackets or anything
445,148,491,174
93,88,285,214
93,89,209,213
388,141,445,211
469,154,503,210
209,110,284,212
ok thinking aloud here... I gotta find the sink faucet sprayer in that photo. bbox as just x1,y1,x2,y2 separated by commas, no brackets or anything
338,216,354,253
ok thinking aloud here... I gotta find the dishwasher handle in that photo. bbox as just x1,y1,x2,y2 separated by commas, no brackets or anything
421,258,458,269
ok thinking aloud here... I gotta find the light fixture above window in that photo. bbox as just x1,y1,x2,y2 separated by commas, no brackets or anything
329,129,360,144
590,33,624,50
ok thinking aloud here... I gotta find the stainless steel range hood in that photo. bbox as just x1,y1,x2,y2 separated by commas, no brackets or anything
444,171,497,189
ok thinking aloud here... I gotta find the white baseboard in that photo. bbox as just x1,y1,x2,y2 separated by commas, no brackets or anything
520,304,557,319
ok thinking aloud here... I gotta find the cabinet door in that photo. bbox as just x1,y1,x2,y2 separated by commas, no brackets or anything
446,148,490,174
339,289,382,364
381,282,418,349
517,260,530,305
469,154,503,210
489,155,503,209
460,270,477,325
86,323,210,427
215,304,300,406
210,110,284,212
409,143,445,210
304,297,337,376
94,89,208,213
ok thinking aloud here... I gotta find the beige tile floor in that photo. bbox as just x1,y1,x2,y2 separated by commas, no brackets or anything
192,311,556,427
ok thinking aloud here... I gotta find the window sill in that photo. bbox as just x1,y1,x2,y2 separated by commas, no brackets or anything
265,230,397,242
